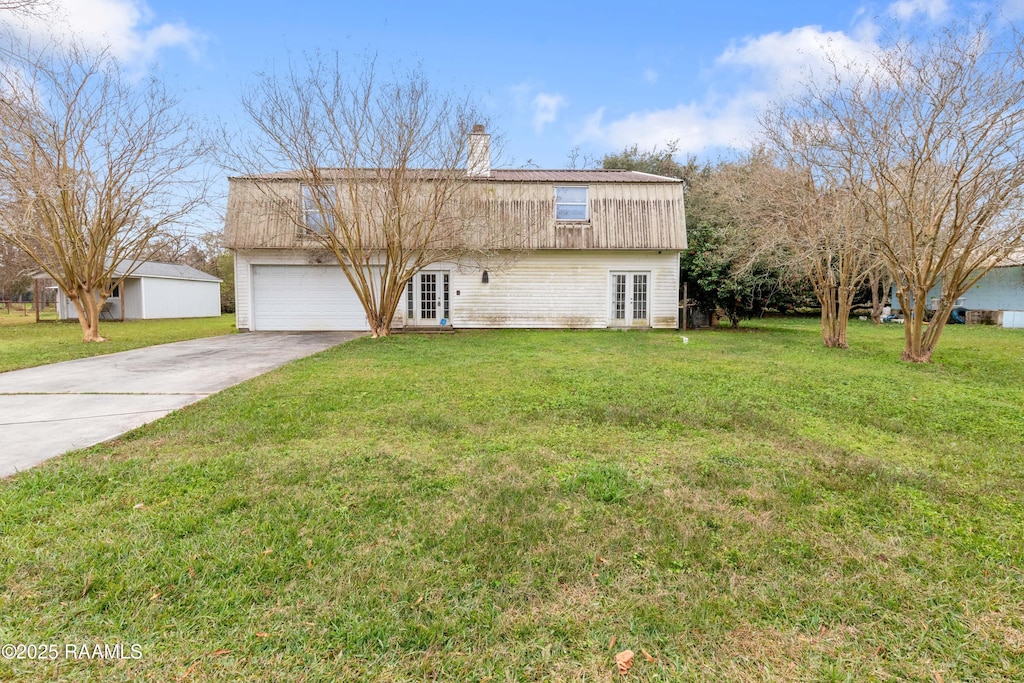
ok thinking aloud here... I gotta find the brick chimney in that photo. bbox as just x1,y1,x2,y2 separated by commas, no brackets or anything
467,124,490,177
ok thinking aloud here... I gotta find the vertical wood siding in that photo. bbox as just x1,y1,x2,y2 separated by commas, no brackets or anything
226,179,686,251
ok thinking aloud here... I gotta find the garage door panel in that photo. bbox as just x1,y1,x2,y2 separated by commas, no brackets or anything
252,265,369,331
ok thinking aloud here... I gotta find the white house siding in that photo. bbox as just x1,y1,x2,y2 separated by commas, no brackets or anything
235,249,679,330
441,250,678,329
140,277,221,319
234,251,252,329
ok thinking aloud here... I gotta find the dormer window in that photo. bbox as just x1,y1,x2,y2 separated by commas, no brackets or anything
555,186,588,221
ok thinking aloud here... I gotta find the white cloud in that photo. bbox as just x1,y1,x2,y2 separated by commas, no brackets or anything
577,94,764,156
532,92,567,134
642,68,658,85
716,25,882,93
576,23,883,155
2,0,201,64
888,0,949,21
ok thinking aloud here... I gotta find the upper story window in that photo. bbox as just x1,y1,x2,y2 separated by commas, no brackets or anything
301,183,336,233
555,186,588,221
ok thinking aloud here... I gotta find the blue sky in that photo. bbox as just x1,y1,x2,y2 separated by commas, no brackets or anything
3,0,1023,224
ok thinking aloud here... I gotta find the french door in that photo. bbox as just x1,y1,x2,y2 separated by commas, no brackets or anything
610,271,649,326
406,270,450,325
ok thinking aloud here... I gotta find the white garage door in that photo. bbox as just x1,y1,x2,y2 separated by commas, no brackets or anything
251,265,369,331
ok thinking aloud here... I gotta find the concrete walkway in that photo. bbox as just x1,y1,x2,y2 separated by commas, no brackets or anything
0,332,363,478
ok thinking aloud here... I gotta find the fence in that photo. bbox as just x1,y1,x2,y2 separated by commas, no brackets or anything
1,301,58,318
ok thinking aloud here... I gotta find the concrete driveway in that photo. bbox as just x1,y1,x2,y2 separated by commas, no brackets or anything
0,332,363,478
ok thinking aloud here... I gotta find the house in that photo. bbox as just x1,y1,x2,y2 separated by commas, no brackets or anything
36,261,222,321
891,252,1024,328
224,129,685,332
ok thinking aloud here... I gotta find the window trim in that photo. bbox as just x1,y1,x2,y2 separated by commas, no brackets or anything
301,183,336,234
555,185,589,222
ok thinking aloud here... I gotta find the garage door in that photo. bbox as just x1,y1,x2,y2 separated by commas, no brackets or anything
251,265,369,331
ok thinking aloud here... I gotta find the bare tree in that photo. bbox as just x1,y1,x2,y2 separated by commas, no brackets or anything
0,0,48,16
233,55,512,338
0,240,33,300
780,22,1024,361
0,42,210,341
753,112,883,347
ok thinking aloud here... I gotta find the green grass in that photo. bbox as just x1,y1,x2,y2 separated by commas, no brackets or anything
0,315,237,373
0,304,57,324
1,319,1023,681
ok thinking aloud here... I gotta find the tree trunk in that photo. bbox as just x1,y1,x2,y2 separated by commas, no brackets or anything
868,269,885,324
70,287,108,342
817,285,851,349
901,292,932,362
366,286,403,338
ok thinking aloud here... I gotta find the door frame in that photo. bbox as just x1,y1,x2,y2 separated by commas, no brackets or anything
608,270,650,327
405,269,451,326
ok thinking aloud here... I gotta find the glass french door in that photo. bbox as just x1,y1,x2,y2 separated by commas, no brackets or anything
610,271,649,326
406,270,450,325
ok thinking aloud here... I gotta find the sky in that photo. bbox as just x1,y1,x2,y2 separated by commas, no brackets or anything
2,0,1023,227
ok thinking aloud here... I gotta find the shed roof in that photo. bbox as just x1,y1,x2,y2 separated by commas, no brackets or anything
34,261,222,283
232,168,682,184
119,261,221,282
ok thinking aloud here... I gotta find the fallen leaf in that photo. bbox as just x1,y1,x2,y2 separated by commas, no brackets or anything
641,648,656,663
177,659,201,681
609,635,617,650
178,649,232,680
615,649,634,675
307,559,313,569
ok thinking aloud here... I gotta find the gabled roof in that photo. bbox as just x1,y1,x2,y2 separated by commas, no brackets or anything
232,168,682,184
118,261,221,282
32,261,221,283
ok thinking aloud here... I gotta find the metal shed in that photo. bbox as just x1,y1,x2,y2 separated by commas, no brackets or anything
39,262,222,321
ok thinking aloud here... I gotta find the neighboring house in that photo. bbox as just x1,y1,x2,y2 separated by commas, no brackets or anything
224,130,686,332
35,261,222,321
891,252,1024,328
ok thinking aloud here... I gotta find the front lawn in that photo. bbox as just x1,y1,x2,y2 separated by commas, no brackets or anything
0,314,237,373
1,319,1022,681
